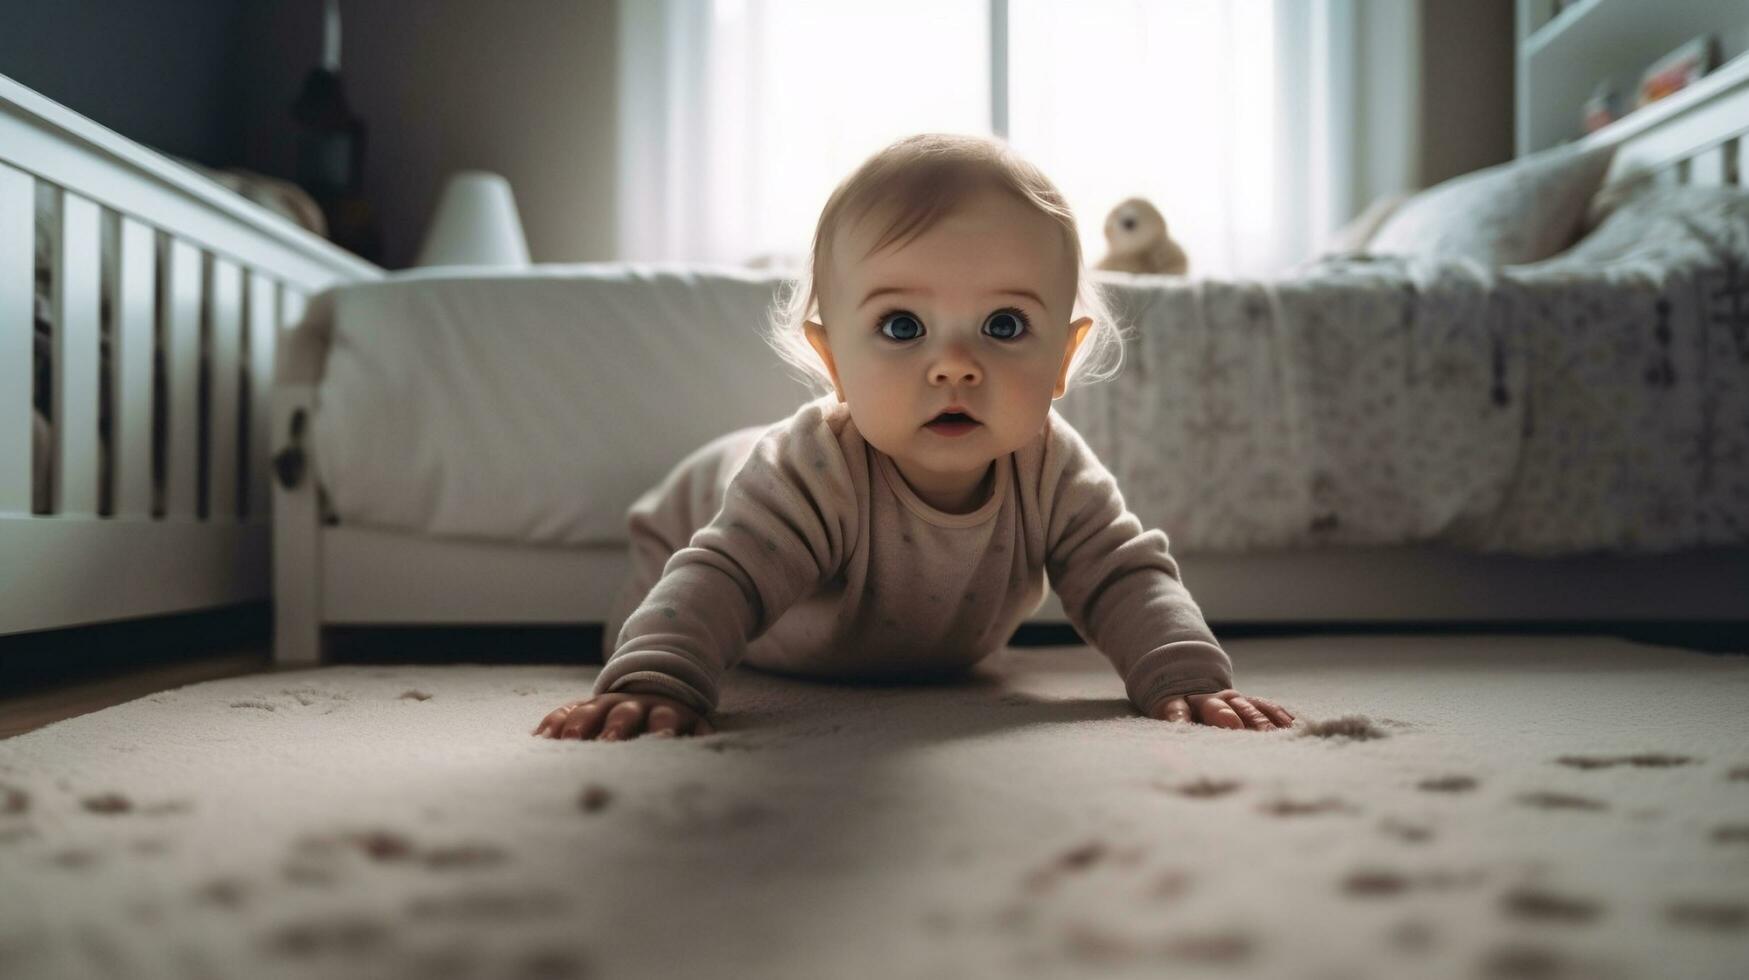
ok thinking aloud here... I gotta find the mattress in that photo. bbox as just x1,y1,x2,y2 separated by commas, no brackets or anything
310,264,813,547
305,185,1749,557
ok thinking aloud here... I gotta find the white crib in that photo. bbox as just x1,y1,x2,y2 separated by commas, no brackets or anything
0,73,382,637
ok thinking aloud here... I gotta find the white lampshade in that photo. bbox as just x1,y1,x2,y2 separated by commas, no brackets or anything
414,170,531,268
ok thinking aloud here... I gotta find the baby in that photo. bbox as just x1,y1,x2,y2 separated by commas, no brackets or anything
534,134,1291,742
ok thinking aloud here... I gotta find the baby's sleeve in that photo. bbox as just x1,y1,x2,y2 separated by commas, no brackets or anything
1041,415,1234,716
593,410,857,714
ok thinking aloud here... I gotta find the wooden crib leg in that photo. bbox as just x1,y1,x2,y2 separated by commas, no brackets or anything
271,384,324,666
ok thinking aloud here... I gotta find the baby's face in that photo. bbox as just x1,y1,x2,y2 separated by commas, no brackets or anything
806,186,1092,509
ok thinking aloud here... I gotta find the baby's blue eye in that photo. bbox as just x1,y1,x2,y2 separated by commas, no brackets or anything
985,310,1028,339
877,311,924,341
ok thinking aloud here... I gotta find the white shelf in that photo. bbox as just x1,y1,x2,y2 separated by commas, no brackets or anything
1516,0,1749,155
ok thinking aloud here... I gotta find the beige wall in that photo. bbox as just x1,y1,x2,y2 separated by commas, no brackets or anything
236,0,618,270
1418,0,1515,187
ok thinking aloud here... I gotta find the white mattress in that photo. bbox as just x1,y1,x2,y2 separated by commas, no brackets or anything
311,264,816,546
308,186,1749,556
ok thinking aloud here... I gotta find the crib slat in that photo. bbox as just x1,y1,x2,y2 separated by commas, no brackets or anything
54,191,101,515
247,271,277,522
208,257,241,520
280,286,307,330
1737,136,1748,187
165,239,202,519
1689,143,1727,185
114,217,156,517
0,163,29,514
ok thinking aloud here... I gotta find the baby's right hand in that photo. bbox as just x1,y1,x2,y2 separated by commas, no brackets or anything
531,692,715,741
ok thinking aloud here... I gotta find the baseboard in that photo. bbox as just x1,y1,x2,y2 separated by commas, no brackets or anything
0,601,271,690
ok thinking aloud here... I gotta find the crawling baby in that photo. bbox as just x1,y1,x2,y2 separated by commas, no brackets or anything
534,133,1292,742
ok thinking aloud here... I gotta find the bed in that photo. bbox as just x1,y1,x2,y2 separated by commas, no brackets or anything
269,55,1749,667
0,72,383,637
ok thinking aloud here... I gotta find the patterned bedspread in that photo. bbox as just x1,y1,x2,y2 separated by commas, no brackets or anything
1057,185,1749,556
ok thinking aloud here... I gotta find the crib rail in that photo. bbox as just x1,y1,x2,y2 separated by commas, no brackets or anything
0,72,381,635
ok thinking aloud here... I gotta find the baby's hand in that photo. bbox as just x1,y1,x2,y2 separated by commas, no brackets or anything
1149,689,1293,731
531,692,716,741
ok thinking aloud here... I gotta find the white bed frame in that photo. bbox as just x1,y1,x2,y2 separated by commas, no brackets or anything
0,73,382,638
269,54,1749,667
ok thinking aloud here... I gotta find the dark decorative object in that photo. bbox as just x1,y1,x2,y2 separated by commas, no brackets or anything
290,0,382,264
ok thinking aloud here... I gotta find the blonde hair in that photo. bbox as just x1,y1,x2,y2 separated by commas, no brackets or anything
763,133,1124,398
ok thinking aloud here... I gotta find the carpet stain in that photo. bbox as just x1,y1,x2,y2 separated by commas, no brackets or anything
578,784,613,813
0,783,28,814
1726,765,1749,782
264,918,391,957
1417,775,1478,793
283,687,351,707
701,738,762,753
1259,797,1355,818
1299,715,1388,741
1516,792,1608,812
1500,886,1603,925
82,792,132,814
51,848,98,869
1165,777,1241,799
1343,867,1486,898
1665,900,1749,932
1147,868,1193,902
229,700,277,712
1379,818,1434,843
1711,824,1749,845
399,690,434,701
352,828,417,861
1024,841,1109,894
1554,753,1695,770
1342,869,1410,897
194,878,250,909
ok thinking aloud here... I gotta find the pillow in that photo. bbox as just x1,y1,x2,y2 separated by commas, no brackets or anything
1319,192,1410,257
1367,143,1616,266
1540,183,1749,267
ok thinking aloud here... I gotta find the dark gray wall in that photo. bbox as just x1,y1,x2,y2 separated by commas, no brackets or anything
0,0,245,167
233,0,620,270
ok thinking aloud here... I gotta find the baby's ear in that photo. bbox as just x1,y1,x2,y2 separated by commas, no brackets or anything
803,320,846,401
1053,317,1095,398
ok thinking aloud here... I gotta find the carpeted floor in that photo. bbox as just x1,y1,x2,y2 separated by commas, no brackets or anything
1,633,1746,980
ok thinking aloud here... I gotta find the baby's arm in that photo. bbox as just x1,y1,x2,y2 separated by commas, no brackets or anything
1040,415,1239,717
550,408,857,736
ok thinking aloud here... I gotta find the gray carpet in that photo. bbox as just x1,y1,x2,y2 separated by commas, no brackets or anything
1,633,1746,980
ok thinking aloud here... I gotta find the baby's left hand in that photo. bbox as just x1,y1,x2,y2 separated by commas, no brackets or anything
1149,689,1293,731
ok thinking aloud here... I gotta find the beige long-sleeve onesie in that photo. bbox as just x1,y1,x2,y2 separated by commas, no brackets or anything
594,394,1233,716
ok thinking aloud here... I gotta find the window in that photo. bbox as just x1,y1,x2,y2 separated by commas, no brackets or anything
620,1,1389,277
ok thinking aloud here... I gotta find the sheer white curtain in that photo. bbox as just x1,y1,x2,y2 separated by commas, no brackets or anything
617,0,1412,277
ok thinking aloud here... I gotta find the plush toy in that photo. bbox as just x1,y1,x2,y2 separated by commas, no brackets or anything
1095,197,1188,275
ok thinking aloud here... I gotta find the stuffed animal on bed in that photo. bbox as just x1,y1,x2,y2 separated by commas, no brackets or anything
1095,196,1189,275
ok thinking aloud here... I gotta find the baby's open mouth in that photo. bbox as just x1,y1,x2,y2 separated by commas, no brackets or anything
925,411,981,431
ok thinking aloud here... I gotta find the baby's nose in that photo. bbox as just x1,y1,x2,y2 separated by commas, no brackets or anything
931,361,981,385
